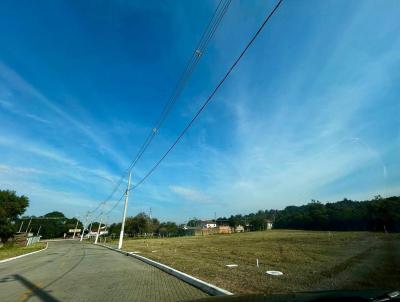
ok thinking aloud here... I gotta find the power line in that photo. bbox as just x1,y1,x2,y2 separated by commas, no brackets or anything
125,0,232,171
129,0,284,192
104,191,126,215
92,0,232,215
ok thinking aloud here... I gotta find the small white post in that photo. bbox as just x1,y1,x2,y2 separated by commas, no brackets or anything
256,259,259,268
118,171,132,250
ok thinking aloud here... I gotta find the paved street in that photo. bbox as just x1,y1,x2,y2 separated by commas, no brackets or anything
0,241,208,302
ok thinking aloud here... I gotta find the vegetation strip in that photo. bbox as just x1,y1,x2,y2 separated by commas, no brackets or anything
97,243,233,296
0,242,48,264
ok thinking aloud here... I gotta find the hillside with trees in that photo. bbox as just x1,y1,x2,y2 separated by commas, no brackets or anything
3,187,400,243
216,195,400,232
17,212,83,239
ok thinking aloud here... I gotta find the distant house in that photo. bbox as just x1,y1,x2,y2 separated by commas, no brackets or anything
87,225,108,238
67,228,81,236
201,220,217,228
218,226,232,234
235,225,245,232
184,225,230,236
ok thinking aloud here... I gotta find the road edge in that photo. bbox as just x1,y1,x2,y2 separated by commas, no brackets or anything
97,243,234,296
0,242,49,264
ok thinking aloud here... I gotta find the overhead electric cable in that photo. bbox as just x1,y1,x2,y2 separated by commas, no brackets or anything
92,0,232,215
125,0,232,171
104,192,126,215
129,0,284,192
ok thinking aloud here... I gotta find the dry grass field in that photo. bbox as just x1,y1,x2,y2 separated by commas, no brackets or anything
0,242,46,261
111,230,400,294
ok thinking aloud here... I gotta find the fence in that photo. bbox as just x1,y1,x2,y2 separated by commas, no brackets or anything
26,236,41,246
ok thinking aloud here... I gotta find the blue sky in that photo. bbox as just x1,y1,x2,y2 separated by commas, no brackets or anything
0,0,399,223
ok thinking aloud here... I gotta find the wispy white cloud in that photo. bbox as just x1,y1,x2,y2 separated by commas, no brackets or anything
0,1,398,222
0,135,77,165
170,185,212,204
0,134,121,196
0,177,100,215
0,61,128,169
0,164,46,175
168,6,400,215
0,99,50,124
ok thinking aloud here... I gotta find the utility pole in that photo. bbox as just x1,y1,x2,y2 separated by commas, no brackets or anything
25,217,32,233
118,171,132,250
80,212,89,242
18,221,24,233
37,225,41,236
95,216,103,245
94,202,106,244
72,219,79,239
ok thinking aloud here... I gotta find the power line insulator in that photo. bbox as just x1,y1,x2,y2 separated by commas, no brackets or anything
152,128,158,134
195,50,202,57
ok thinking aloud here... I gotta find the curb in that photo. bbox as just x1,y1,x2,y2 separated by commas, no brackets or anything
0,242,49,264
45,239,77,242
97,243,233,296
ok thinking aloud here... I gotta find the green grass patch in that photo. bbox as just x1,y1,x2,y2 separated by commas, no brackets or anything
114,230,400,294
0,242,47,261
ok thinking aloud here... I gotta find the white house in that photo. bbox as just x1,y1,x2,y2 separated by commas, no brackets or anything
202,220,217,228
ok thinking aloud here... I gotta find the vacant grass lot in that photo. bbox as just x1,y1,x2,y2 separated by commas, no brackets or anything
113,230,400,294
0,242,46,261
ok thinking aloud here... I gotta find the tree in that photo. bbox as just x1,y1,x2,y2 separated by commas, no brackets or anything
273,196,400,232
0,190,29,243
108,222,122,237
15,212,83,239
125,213,152,236
187,218,202,227
158,222,178,237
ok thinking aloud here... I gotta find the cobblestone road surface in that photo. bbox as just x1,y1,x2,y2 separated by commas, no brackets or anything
0,240,208,302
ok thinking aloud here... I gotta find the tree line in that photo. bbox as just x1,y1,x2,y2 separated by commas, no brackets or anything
2,188,400,244
17,211,83,239
215,195,400,232
108,213,183,238
0,190,84,242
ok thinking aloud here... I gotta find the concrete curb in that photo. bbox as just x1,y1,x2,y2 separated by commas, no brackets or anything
0,242,48,264
97,243,233,296
44,239,77,242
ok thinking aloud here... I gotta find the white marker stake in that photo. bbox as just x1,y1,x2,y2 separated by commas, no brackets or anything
256,259,259,268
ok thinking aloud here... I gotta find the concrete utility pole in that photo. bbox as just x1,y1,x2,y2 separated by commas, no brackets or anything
80,212,89,242
72,219,79,239
25,217,32,233
95,216,103,244
18,221,24,233
118,171,132,250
